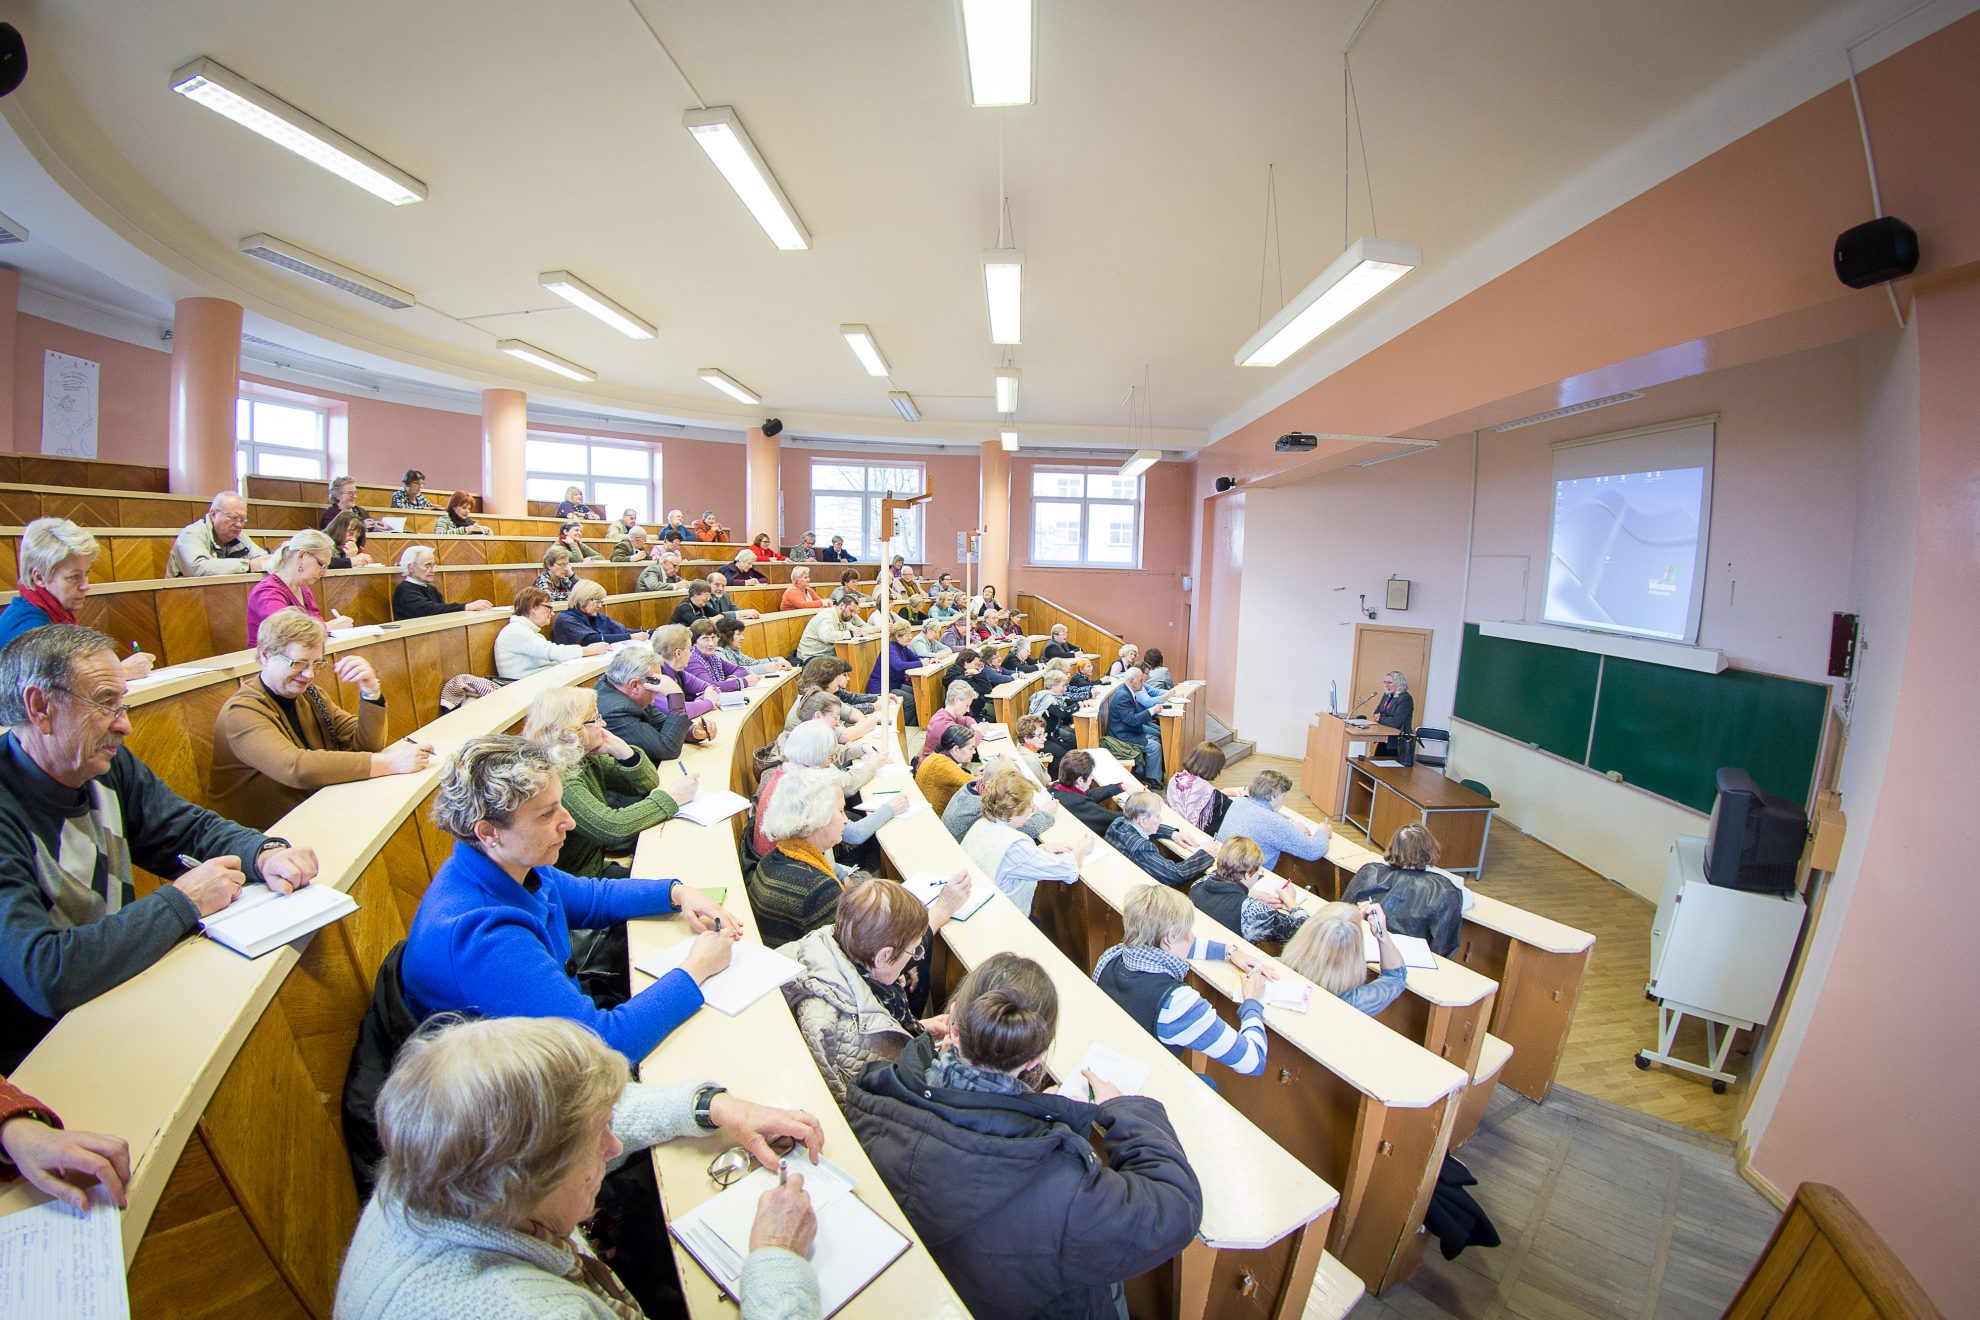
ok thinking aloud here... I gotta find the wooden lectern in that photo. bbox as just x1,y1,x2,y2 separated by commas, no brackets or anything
1302,712,1401,821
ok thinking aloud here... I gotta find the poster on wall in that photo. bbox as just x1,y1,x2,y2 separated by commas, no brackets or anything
41,350,101,458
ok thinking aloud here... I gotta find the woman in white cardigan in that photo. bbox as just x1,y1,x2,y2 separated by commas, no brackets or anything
494,586,608,681
335,1015,824,1320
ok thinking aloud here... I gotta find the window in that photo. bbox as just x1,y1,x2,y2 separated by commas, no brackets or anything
809,459,925,560
525,432,662,522
1029,466,1142,568
235,397,328,481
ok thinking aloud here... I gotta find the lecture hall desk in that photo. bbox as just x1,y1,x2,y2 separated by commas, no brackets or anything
1341,756,1498,876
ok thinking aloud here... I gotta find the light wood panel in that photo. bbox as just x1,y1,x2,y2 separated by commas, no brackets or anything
1727,1183,1940,1319
0,453,169,491
1014,591,1125,659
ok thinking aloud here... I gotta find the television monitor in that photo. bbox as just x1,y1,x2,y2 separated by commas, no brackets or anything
1703,768,1806,894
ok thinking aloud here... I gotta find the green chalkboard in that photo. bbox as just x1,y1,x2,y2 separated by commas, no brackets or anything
1588,658,1828,813
1452,624,1601,761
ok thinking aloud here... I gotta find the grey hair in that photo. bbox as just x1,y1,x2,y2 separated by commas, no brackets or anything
780,719,840,768
1385,669,1409,693
945,680,975,706
796,688,842,721
542,546,572,570
329,475,356,494
761,766,842,841
273,528,335,569
708,572,728,588
0,624,119,725
209,490,246,513
603,643,660,688
18,518,99,586
651,623,691,660
397,544,436,573
1121,790,1163,823
430,735,560,840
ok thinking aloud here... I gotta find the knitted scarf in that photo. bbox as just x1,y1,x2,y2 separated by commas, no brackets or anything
928,1048,1031,1097
18,586,76,626
773,837,839,883
521,1222,642,1320
1091,942,1189,985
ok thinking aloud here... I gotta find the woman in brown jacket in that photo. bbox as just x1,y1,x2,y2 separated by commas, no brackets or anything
209,609,433,830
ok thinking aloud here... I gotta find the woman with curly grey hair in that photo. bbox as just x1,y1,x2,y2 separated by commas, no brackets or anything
398,734,741,1066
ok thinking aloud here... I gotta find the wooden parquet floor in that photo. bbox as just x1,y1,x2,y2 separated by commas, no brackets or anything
1216,755,1748,1138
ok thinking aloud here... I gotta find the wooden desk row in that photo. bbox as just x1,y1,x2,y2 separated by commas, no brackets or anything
1011,592,1126,660
0,451,169,492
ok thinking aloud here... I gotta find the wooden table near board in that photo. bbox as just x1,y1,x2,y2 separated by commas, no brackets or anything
1302,711,1401,818
1342,757,1498,876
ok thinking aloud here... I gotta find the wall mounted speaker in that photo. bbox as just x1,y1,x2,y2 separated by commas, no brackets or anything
761,418,784,438
1834,216,1919,289
0,24,26,98
1214,475,1237,493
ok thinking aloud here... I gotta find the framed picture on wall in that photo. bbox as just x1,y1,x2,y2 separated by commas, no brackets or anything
1386,577,1411,611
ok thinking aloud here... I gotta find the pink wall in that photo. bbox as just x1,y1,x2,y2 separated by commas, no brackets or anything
11,313,171,465
1750,278,1980,1315
1007,456,1196,668
778,446,979,564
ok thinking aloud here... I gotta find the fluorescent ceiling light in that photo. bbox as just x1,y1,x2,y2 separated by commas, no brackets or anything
538,271,655,339
982,249,1024,344
960,0,1035,106
840,324,891,377
238,234,415,308
699,368,762,405
1000,426,1019,452
682,106,811,251
498,340,595,382
994,367,1020,413
1236,236,1421,367
1117,449,1160,480
1489,392,1645,431
170,57,426,206
0,209,26,244
889,391,921,423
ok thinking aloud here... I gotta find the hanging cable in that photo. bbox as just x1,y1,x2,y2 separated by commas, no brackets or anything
1255,164,1285,327
1346,60,1378,239
1841,1,1930,330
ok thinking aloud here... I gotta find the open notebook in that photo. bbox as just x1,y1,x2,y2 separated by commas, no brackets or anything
200,883,357,959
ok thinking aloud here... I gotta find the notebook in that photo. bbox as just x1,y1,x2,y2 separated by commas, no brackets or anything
1056,1040,1152,1099
670,1157,908,1318
200,883,357,959
635,938,802,1016
0,1188,128,1318
1263,980,1312,1012
901,872,993,920
1362,929,1439,969
671,788,752,827
715,689,749,709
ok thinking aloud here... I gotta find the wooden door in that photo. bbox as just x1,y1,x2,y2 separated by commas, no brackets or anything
1350,624,1432,721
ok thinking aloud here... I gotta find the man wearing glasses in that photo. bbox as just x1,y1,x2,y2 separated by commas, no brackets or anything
210,608,434,830
0,625,322,1071
594,643,712,766
168,491,271,577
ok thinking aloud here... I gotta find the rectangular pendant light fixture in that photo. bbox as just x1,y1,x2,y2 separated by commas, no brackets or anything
538,271,655,339
1000,427,1019,452
498,340,595,382
960,0,1035,107
699,369,763,405
840,324,891,377
1117,449,1160,480
994,367,1020,413
982,249,1024,344
1235,236,1421,367
888,392,921,423
170,58,426,206
238,234,415,308
682,107,811,251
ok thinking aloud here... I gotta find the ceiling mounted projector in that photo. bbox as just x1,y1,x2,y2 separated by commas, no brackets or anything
1274,433,1319,453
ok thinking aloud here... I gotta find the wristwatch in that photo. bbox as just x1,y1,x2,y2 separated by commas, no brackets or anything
257,836,291,856
691,1084,727,1131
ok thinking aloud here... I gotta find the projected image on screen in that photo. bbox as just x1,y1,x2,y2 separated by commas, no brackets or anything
1543,467,1704,641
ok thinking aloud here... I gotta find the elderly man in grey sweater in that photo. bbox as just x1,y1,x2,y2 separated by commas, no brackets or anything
167,491,270,576
0,625,318,1070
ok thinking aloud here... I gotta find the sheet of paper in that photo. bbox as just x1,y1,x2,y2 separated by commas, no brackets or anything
1371,758,1406,768
672,788,752,827
1263,980,1311,1012
327,624,386,640
636,938,802,1015
1060,1040,1153,1098
1083,745,1131,787
0,1188,129,1318
125,662,234,689
716,689,748,709
672,1166,909,1317
1362,928,1440,969
978,726,1009,742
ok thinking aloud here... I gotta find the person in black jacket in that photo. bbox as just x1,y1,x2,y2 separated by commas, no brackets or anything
942,648,998,720
1372,669,1416,764
1049,749,1127,835
845,952,1202,1320
1102,791,1213,889
669,580,722,627
593,644,706,765
1040,623,1077,661
1342,822,1462,956
391,546,493,619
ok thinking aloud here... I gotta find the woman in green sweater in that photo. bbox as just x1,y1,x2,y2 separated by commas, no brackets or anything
521,687,700,877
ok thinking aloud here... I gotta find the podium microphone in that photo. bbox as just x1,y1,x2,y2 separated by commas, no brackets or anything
1349,691,1379,716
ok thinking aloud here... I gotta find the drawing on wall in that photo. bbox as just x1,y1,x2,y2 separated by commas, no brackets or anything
41,350,101,458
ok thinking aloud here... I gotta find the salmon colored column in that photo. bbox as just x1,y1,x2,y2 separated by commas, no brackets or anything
167,297,243,496
978,440,1011,590
744,425,779,543
481,388,527,515
0,266,18,452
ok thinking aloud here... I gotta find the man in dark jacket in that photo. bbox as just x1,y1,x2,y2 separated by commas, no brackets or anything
594,645,702,765
669,581,722,627
1102,791,1213,889
1049,749,1127,836
846,1032,1202,1319
1107,667,1165,785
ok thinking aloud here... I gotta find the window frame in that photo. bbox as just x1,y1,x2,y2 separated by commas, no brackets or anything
234,396,330,482
524,431,662,523
808,458,926,560
1026,464,1144,569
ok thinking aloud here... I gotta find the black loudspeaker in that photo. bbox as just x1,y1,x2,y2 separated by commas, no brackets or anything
1213,475,1237,493
0,24,26,98
1834,216,1919,289
761,418,784,438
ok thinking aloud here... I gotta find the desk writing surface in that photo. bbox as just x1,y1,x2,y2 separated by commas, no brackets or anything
1325,836,1593,955
1348,759,1498,810
864,734,1338,1253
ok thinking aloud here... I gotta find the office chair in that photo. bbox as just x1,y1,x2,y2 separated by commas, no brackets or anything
1412,727,1451,771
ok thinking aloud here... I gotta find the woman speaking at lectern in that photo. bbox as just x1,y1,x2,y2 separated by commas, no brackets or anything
1372,670,1415,763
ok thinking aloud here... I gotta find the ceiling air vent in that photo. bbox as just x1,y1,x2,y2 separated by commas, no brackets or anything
0,209,27,244
1488,392,1644,432
238,233,415,309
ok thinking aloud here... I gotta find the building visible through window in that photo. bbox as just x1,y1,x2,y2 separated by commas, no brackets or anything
1029,466,1142,568
810,458,926,559
525,432,661,522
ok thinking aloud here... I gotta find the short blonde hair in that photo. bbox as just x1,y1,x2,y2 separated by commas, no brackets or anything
1282,903,1366,997
1122,883,1194,949
18,517,98,587
566,578,608,610
255,607,327,657
978,766,1033,823
652,623,691,662
372,1016,625,1225
274,528,335,570
542,546,572,570
521,685,596,752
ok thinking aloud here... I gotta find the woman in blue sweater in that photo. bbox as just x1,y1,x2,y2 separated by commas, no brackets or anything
550,579,647,647
401,735,740,1065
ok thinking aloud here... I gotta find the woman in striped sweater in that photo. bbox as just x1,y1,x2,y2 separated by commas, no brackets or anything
1092,884,1277,1078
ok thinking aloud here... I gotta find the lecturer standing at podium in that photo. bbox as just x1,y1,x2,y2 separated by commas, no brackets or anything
1372,670,1415,765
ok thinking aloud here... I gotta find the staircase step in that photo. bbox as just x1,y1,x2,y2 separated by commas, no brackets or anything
1219,737,1256,767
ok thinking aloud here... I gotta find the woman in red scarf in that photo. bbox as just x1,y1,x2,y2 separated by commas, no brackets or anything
0,518,154,677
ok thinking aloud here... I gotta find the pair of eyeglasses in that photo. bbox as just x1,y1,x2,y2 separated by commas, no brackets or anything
273,654,321,675
707,1134,798,1188
55,687,131,721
